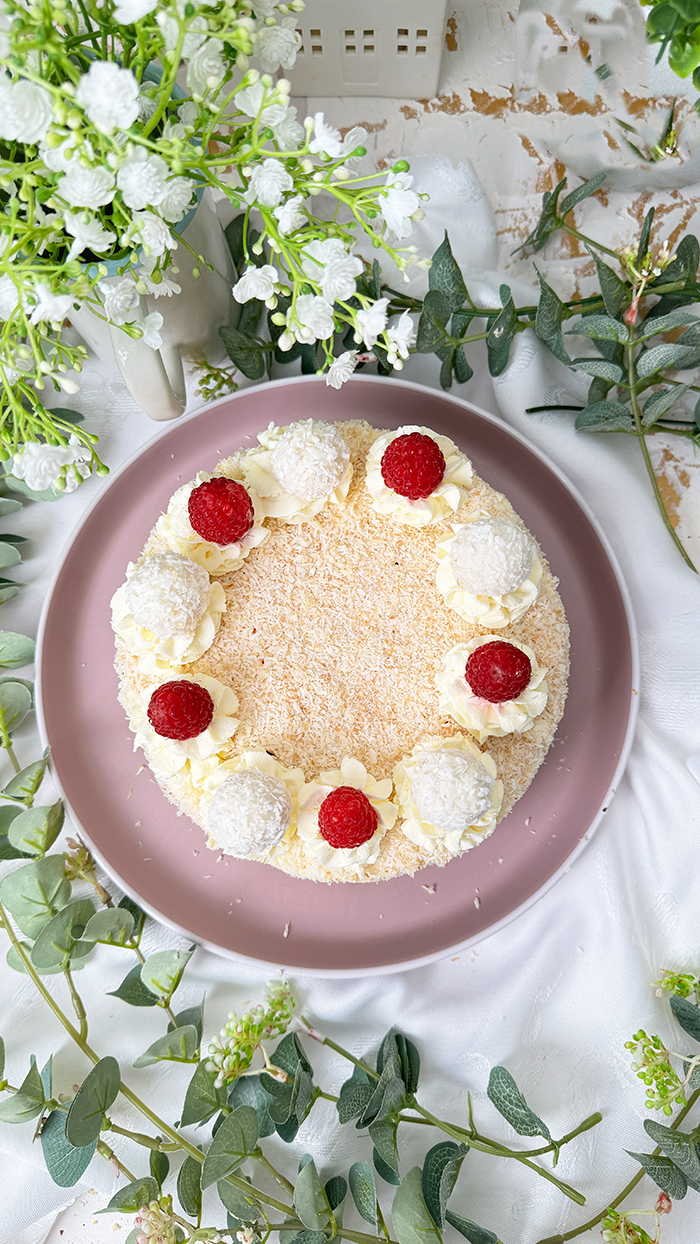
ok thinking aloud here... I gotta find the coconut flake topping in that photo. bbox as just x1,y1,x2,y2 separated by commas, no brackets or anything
269,419,350,503
207,768,293,858
125,552,211,638
449,516,534,597
411,748,495,834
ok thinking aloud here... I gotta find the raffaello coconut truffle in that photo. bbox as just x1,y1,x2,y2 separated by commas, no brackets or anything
207,769,293,858
270,419,350,502
126,552,211,638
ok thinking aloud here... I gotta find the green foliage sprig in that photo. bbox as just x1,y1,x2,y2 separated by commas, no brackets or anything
640,0,700,85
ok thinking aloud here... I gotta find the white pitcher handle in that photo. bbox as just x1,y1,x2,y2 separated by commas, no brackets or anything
110,320,186,423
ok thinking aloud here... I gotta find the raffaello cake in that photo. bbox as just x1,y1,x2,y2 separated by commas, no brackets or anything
111,418,569,883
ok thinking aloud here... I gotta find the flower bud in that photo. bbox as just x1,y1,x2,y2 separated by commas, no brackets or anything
300,158,314,173
392,159,410,173
261,74,273,87
271,312,286,325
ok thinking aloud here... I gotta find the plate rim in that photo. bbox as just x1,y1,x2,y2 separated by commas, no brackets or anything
36,374,640,977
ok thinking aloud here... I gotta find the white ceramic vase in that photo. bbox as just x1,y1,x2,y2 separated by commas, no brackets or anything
69,189,236,422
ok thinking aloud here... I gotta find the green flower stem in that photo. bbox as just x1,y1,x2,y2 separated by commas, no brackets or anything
95,1138,137,1182
256,1152,295,1198
301,1021,379,1080
64,965,88,1043
560,224,621,261
316,1090,340,1102
626,332,698,573
107,1119,180,1152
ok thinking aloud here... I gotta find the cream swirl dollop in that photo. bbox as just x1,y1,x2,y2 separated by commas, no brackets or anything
155,471,268,575
200,748,305,859
436,636,548,743
296,756,397,876
365,425,473,527
111,552,226,673
240,419,352,523
436,514,542,627
127,674,239,781
393,735,503,856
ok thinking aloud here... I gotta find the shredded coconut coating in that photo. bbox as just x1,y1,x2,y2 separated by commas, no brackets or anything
411,747,495,832
125,552,211,637
207,769,293,857
449,515,535,596
270,420,351,502
114,420,570,883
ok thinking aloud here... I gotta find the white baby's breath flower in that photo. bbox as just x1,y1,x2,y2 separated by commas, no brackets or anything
235,82,267,117
11,437,90,494
273,194,305,236
28,282,72,326
293,293,335,342
380,170,419,239
76,62,140,135
0,78,54,144
340,125,367,162
385,310,416,366
308,112,342,158
325,351,358,389
272,107,304,150
244,158,293,208
177,101,198,127
233,264,279,303
301,238,362,303
255,17,301,73
56,164,116,210
187,39,226,97
157,10,207,56
39,134,81,174
114,0,158,22
158,177,195,223
162,118,186,140
117,149,169,210
129,211,172,257
64,211,116,262
140,311,164,349
355,297,389,349
99,276,140,325
138,255,181,298
0,274,20,321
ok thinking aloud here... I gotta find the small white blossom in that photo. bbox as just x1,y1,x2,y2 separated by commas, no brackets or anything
0,274,20,321
11,436,90,494
293,293,335,341
255,17,301,73
157,9,207,56
380,171,419,239
117,149,169,210
129,211,172,257
158,177,195,223
163,118,186,140
39,134,83,174
356,297,389,349
64,210,117,261
326,350,358,389
140,311,164,349
187,39,226,98
236,81,267,117
273,194,305,237
177,102,198,127
301,238,362,303
233,264,279,303
308,113,343,159
0,78,54,145
244,158,293,208
99,276,140,325
113,0,157,21
273,107,304,151
137,90,157,121
138,255,181,297
29,282,72,326
385,310,416,365
76,62,140,135
340,125,367,161
56,164,116,210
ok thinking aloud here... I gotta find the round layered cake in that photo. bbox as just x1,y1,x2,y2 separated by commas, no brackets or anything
112,419,569,883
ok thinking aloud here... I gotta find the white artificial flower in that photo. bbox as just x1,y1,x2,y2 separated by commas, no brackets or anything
380,170,419,239
56,164,116,210
138,254,181,297
325,350,358,389
308,112,342,159
0,274,19,320
385,310,416,365
157,10,207,56
137,90,157,121
129,211,172,256
187,39,226,98
0,33,9,60
76,62,140,135
244,158,293,208
250,0,278,15
273,194,305,236
301,238,362,303
11,437,89,493
99,276,140,325
295,292,334,340
177,102,198,127
272,107,304,151
114,0,157,21
163,118,186,140
235,81,266,116
0,78,54,145
28,282,72,326
255,17,301,73
39,134,81,174
340,125,367,160
64,210,116,261
140,311,164,349
158,177,194,224
356,297,389,349
116,149,169,210
233,264,279,303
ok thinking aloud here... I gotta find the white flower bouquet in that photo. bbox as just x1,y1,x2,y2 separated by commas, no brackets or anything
0,0,428,496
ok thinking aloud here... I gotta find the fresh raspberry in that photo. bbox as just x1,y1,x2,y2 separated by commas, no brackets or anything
318,786,379,849
380,432,446,500
147,681,215,740
465,641,532,704
188,477,254,545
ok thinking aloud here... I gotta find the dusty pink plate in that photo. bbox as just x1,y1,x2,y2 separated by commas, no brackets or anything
38,376,638,976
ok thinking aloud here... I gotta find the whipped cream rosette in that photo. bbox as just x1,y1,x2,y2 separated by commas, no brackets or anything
110,551,226,674
155,471,268,575
365,425,473,527
200,748,305,860
394,735,503,856
436,513,542,627
127,674,239,781
296,756,397,877
436,636,548,743
239,419,352,523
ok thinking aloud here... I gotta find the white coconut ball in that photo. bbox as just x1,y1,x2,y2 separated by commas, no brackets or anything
449,517,535,597
411,749,495,833
270,419,349,502
126,552,211,637
207,769,292,857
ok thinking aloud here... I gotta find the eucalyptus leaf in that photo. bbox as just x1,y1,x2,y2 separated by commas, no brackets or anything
0,498,23,516
486,285,517,377
453,346,473,385
219,327,265,381
41,1109,97,1187
2,749,51,802
588,250,629,318
168,1000,205,1045
643,1120,700,1189
0,544,21,569
81,907,134,947
374,1147,400,1186
534,268,565,344
180,1059,227,1127
133,1024,198,1068
571,357,624,383
566,314,629,344
0,804,29,860
150,1148,169,1190
140,947,193,1002
349,1161,378,1225
575,402,634,432
636,341,699,378
228,1072,275,1137
40,1055,52,1099
8,800,64,857
217,1174,259,1221
0,1060,44,1122
444,1210,498,1244
429,233,467,315
637,310,699,339
670,994,700,1043
102,1177,159,1213
0,631,35,669
31,896,96,970
0,855,71,938
369,1116,400,1175
177,1154,203,1218
487,1066,551,1141
200,1105,259,1189
7,941,70,975
0,680,32,734
295,1158,331,1230
0,586,20,605
628,1151,688,1199
421,1142,467,1229
416,290,451,354
636,206,654,269
118,894,146,940
107,962,158,1007
66,1056,121,1146
337,1063,374,1124
391,1167,443,1244
325,1175,347,1212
